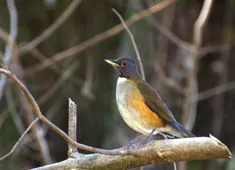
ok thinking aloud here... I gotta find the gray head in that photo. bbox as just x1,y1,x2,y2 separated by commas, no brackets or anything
105,57,141,79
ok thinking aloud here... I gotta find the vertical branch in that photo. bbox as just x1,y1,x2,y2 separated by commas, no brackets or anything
180,1,214,170
0,0,18,99
68,98,79,156
183,0,214,130
193,0,214,48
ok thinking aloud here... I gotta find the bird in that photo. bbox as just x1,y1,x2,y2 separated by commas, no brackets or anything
105,57,196,142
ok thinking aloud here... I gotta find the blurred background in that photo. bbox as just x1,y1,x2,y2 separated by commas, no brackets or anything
0,0,234,169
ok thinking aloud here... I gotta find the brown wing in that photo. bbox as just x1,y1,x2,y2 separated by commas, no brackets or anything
136,79,180,130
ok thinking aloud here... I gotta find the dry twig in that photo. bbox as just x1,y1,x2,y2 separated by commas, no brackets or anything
0,68,231,169
19,0,82,54
25,0,177,74
112,9,145,80
68,98,79,156
0,0,18,99
0,118,39,161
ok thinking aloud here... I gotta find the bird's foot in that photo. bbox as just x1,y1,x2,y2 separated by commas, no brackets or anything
139,129,155,146
122,133,142,150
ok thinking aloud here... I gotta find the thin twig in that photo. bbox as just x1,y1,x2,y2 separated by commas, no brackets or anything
37,61,77,105
6,88,25,134
68,98,78,156
148,17,192,53
112,9,145,80
0,0,18,99
19,0,82,54
26,47,84,87
153,60,184,95
41,100,63,134
199,44,229,58
0,68,127,155
0,118,39,161
0,69,231,169
196,80,235,102
193,0,214,49
19,91,53,164
25,0,177,74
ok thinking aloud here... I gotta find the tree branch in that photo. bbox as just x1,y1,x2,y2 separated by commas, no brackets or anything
31,136,231,170
68,98,79,156
0,0,18,99
0,69,231,169
183,0,214,130
0,118,39,161
19,0,82,54
25,0,177,74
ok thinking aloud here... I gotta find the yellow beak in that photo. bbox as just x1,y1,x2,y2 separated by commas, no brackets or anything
105,59,119,67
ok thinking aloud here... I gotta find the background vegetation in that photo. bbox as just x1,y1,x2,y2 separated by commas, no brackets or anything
0,0,234,169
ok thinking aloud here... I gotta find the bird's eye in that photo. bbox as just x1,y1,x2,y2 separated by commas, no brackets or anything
121,61,127,67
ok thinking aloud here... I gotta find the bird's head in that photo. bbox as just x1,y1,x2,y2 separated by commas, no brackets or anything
105,57,141,79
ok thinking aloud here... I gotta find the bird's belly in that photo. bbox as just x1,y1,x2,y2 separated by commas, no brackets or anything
116,78,165,135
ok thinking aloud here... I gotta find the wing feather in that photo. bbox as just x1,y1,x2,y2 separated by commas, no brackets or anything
136,80,180,130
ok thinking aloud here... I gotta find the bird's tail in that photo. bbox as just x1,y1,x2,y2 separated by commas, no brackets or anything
176,123,196,137
169,122,196,138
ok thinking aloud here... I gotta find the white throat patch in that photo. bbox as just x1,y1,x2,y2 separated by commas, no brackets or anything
117,77,128,85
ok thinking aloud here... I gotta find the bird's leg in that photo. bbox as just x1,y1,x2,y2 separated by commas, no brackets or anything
141,129,155,145
123,133,142,149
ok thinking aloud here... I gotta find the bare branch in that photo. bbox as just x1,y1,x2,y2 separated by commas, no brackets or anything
0,69,231,169
0,68,128,155
196,80,235,102
183,0,214,130
148,17,192,53
37,62,77,105
19,0,82,54
112,9,145,80
0,118,39,161
199,44,229,58
30,136,231,170
25,0,177,74
0,0,18,99
193,0,214,49
68,98,79,156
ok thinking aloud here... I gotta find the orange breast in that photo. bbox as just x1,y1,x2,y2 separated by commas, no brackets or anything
127,87,165,128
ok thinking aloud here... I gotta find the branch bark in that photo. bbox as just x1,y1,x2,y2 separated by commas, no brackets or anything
31,136,231,170
68,98,78,156
0,68,231,169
